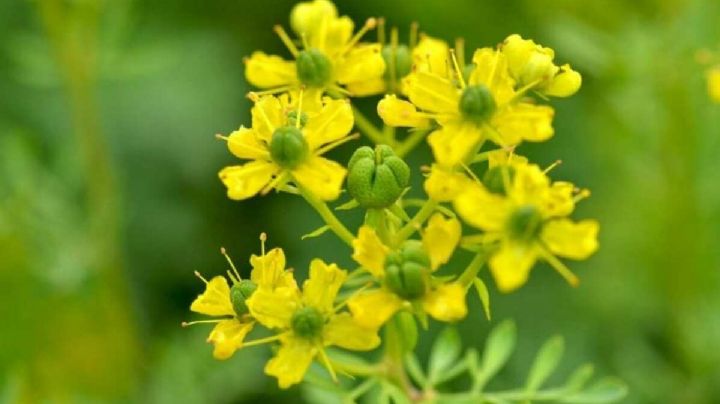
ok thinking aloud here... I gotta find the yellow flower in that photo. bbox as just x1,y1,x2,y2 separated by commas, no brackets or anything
423,164,471,202
378,29,450,94
500,34,582,97
218,94,353,201
244,0,385,106
246,259,380,388
380,46,555,168
185,242,293,360
348,222,466,328
453,162,598,292
708,66,720,103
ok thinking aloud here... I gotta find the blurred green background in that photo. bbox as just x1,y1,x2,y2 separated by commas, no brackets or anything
1,0,719,402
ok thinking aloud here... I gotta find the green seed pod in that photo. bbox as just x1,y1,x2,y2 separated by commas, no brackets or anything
347,145,410,209
291,306,325,339
384,240,430,300
459,84,496,124
382,44,412,81
296,49,333,87
230,279,257,317
269,126,309,169
482,165,516,195
507,205,543,241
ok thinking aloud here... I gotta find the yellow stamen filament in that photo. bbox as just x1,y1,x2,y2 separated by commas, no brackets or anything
248,86,293,97
389,27,399,86
455,37,465,67
226,270,239,284
181,319,226,327
194,270,208,284
539,248,580,287
409,22,418,49
250,95,277,133
450,49,466,89
241,333,285,348
341,18,377,55
273,25,299,57
461,162,481,184
318,348,338,383
573,189,591,203
315,133,360,156
543,160,562,174
260,171,290,195
216,134,269,158
377,17,386,45
300,32,310,51
221,247,242,282
486,50,500,90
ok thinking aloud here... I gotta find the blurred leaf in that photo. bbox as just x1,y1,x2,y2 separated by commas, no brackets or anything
525,335,565,392
473,278,491,320
404,353,427,387
428,327,462,385
560,378,628,403
564,364,595,393
301,225,330,240
477,320,516,387
335,199,359,211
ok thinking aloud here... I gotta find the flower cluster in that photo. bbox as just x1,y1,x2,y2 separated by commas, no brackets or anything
186,0,599,393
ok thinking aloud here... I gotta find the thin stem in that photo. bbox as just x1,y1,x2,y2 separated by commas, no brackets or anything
458,249,488,287
298,185,355,246
393,199,438,246
395,128,431,158
353,106,388,145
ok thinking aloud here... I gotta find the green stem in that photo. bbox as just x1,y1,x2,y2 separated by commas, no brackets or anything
353,106,388,145
458,249,488,287
395,128,431,158
393,199,438,246
298,185,355,246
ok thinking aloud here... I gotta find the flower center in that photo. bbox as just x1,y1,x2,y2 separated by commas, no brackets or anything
269,126,309,169
507,205,543,241
230,279,257,317
384,240,430,299
296,49,333,87
459,84,496,124
287,110,308,128
291,306,324,339
381,44,412,82
482,165,516,195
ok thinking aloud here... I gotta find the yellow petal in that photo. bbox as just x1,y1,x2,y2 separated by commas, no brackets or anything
423,213,461,270
509,163,551,206
541,181,575,217
403,71,460,114
226,127,269,160
315,16,354,56
218,161,279,200
500,34,557,86
540,219,599,260
487,149,529,168
347,289,403,329
412,35,450,76
251,95,285,142
303,98,353,151
352,226,389,278
190,276,234,316
492,103,554,145
265,335,317,389
245,51,297,89
335,44,386,85
289,87,324,114
427,121,483,167
345,77,387,97
423,165,470,202
323,312,380,350
489,241,538,292
208,319,254,360
423,283,467,322
250,247,295,289
542,64,582,97
302,259,347,314
292,156,347,201
454,183,512,231
290,0,338,37
468,48,515,105
709,67,720,102
377,95,431,128
247,286,300,329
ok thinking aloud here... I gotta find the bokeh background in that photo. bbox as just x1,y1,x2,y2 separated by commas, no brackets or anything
1,0,719,402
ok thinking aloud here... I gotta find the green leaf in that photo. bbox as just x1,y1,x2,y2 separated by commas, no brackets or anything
335,199,359,211
301,225,330,240
525,335,565,392
564,364,595,392
397,312,418,352
473,278,492,320
380,381,411,404
477,320,516,387
560,378,628,403
404,353,427,387
428,327,462,385
388,203,411,222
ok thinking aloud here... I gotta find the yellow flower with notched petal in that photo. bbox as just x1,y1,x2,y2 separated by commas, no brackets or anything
708,66,720,103
244,0,385,108
218,94,353,201
246,259,380,388
380,46,555,168
348,221,465,329
454,162,598,292
500,34,582,98
185,242,293,360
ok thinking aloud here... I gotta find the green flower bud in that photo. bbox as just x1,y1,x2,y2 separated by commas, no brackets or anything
459,84,496,124
382,44,412,81
230,279,257,317
482,165,516,195
291,306,324,339
507,205,543,241
347,145,410,209
287,110,309,128
269,126,309,169
384,240,430,299
296,49,332,87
